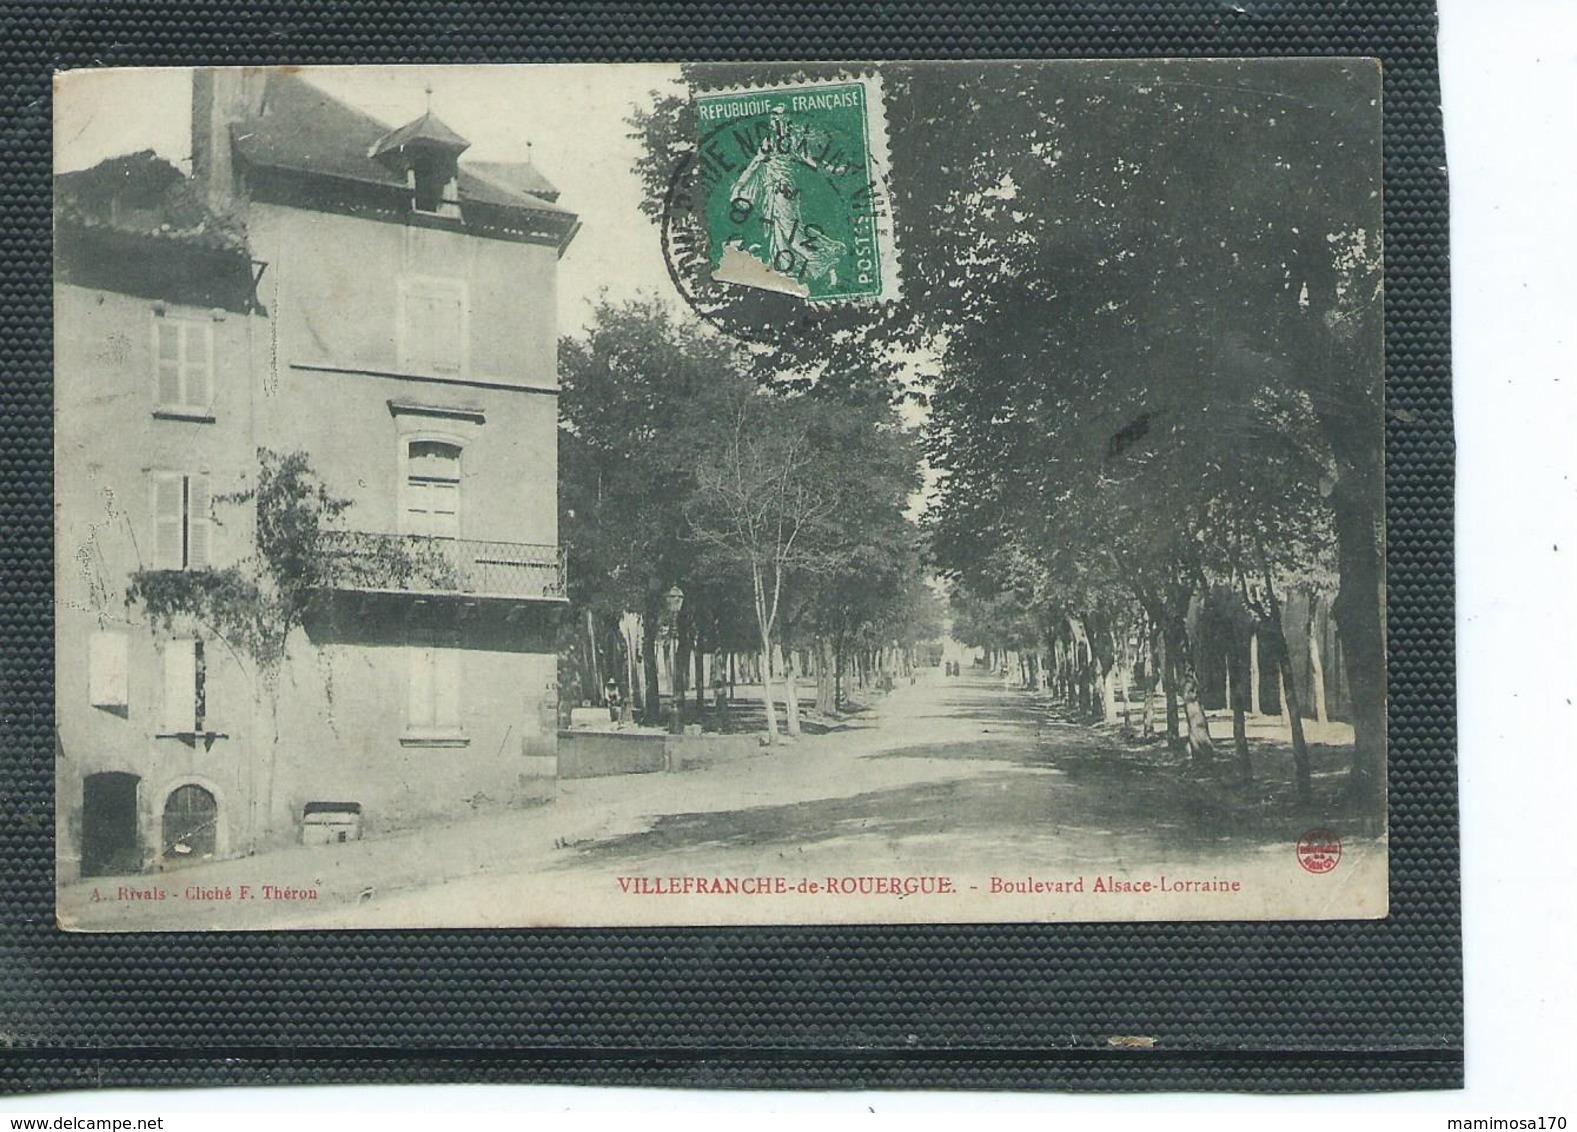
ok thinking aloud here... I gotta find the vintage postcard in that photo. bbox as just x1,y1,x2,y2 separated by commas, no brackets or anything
54,61,1386,930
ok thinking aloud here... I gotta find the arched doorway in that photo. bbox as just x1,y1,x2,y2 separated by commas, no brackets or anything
81,772,141,877
161,784,218,865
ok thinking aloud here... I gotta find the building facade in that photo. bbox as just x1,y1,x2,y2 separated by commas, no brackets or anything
56,69,577,878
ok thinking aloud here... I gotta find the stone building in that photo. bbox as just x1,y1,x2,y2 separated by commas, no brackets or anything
56,69,577,877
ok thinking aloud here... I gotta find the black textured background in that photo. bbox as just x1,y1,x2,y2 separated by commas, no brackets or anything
0,0,1458,1094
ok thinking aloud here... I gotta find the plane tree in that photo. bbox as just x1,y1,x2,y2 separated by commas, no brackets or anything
628,62,1380,802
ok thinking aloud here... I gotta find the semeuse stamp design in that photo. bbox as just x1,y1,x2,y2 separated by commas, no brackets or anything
695,79,896,303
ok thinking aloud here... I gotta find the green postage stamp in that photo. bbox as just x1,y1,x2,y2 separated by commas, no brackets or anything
695,77,898,303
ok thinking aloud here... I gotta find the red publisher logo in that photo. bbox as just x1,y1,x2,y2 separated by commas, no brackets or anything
1297,829,1343,874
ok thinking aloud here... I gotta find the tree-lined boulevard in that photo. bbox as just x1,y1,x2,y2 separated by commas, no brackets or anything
557,59,1384,822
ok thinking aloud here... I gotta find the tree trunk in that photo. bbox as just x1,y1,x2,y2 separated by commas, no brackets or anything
674,610,693,727
1308,614,1329,726
1159,635,1181,749
758,645,778,740
1140,645,1154,739
585,609,601,704
1249,631,1262,715
1278,643,1313,803
815,638,836,715
621,621,633,718
1163,609,1214,769
694,645,705,717
781,643,802,738
1119,657,1132,734
641,618,661,727
1225,626,1251,784
1250,554,1314,803
834,637,844,711
1178,669,1214,768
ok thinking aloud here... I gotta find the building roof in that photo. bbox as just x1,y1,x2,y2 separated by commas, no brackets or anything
231,72,570,217
55,150,249,256
371,111,471,157
465,160,562,204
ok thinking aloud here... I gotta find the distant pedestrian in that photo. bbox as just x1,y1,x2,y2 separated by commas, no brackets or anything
604,678,622,725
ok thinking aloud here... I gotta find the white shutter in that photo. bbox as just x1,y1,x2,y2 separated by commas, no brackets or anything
162,639,196,732
153,474,184,569
434,645,460,728
184,322,212,408
186,475,211,569
155,320,182,405
89,632,129,710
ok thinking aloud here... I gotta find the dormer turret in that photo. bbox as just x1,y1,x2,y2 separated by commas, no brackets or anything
370,111,470,217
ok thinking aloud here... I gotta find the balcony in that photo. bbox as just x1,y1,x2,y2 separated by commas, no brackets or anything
317,531,566,602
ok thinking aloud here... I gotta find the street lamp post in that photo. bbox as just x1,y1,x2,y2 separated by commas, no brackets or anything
665,583,685,736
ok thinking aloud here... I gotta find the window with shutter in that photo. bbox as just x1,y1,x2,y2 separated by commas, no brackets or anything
404,441,461,538
405,628,464,743
151,472,214,570
152,316,214,414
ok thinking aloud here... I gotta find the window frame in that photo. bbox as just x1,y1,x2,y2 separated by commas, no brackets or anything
151,312,216,419
402,626,467,747
398,434,465,540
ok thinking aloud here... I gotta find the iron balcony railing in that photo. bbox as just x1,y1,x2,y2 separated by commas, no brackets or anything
317,531,566,601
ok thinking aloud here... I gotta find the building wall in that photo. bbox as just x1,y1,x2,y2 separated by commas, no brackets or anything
270,599,559,839
242,201,566,841
54,281,266,873
247,202,559,549
57,187,567,878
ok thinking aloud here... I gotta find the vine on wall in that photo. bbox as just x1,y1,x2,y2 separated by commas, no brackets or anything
127,448,350,684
